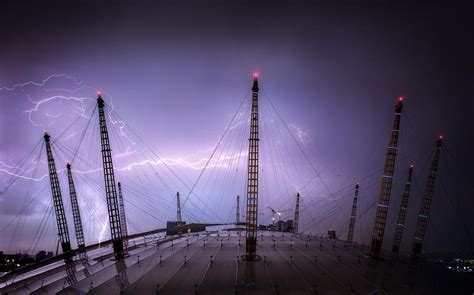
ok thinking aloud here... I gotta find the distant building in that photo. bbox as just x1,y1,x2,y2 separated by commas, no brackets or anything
166,221,186,236
35,251,53,262
328,230,336,239
36,251,46,262
0,253,35,272
166,221,206,236
258,224,269,231
275,220,294,232
265,220,294,232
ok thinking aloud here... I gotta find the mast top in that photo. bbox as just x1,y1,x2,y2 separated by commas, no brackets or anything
252,73,259,92
97,92,105,108
43,131,50,142
436,135,443,147
395,96,403,113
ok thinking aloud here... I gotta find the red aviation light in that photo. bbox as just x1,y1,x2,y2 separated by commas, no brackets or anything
253,72,259,78
96,91,102,97
398,96,404,102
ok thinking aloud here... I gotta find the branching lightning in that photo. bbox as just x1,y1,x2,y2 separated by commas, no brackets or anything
0,73,249,186
1,73,308,189
0,74,83,92
24,94,94,126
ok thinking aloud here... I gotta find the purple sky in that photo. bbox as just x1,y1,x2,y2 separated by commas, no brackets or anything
0,1,472,255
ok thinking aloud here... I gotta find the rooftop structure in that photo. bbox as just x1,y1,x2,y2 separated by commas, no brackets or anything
0,76,460,294
0,231,471,294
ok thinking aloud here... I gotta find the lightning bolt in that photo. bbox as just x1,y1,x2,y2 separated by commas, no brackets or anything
60,131,77,142
0,150,248,192
0,158,48,190
24,94,94,126
1,74,252,244
288,123,311,144
0,74,83,91
0,74,249,189
116,151,248,171
0,160,38,174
